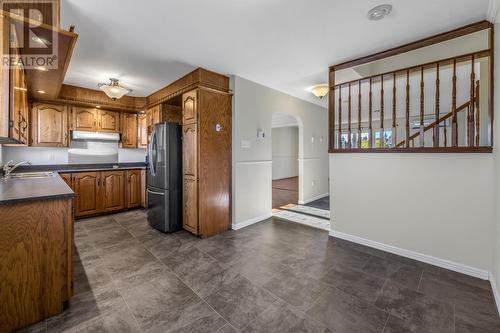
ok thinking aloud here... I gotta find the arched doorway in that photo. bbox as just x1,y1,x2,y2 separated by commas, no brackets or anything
270,112,330,230
271,113,302,210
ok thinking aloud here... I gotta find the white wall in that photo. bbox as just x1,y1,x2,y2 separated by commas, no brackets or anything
1,146,146,165
233,76,329,228
330,153,495,273
272,126,298,180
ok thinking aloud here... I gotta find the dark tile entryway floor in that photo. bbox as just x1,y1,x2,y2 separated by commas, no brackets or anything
304,196,330,211
22,210,500,332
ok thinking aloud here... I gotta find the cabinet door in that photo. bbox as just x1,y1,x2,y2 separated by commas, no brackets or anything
183,124,198,179
141,169,147,208
74,172,101,217
126,170,142,208
182,124,198,234
146,105,161,141
183,178,198,234
73,107,97,131
60,173,73,189
98,110,120,132
101,171,125,212
0,13,8,139
31,103,68,147
137,113,148,148
182,90,197,125
121,113,138,148
9,61,29,144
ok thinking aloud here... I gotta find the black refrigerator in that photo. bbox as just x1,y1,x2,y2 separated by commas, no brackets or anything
147,122,182,233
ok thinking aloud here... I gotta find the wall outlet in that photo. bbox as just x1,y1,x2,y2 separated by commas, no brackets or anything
311,180,316,187
311,136,315,144
49,153,55,161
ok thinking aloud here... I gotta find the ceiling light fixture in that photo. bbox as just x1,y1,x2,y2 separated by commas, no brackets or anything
367,4,392,21
37,90,46,94
98,78,132,100
311,84,329,99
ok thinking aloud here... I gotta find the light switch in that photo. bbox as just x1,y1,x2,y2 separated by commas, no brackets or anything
311,136,315,144
257,129,265,140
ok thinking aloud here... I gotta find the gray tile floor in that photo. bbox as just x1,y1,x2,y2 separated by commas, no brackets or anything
304,196,330,211
21,210,500,332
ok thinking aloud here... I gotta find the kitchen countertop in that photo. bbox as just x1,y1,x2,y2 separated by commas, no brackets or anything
14,162,148,173
0,173,75,205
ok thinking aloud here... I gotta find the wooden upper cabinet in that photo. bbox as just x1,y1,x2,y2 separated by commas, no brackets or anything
74,172,101,217
73,107,97,131
182,90,197,125
138,113,148,148
9,60,29,145
126,170,142,208
31,103,68,147
0,12,8,139
146,105,161,140
121,113,138,148
101,171,125,212
151,105,161,124
72,108,120,132
98,110,120,132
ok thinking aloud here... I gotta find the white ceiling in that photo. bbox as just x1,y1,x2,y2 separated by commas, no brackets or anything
61,0,492,108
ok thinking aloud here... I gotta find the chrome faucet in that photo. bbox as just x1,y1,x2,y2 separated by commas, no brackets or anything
2,160,31,177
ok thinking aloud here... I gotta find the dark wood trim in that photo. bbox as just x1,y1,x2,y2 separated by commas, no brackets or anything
330,20,492,70
329,70,335,150
330,147,492,154
333,49,491,88
146,68,230,107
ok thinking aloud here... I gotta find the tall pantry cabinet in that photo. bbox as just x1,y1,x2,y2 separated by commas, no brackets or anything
181,88,232,238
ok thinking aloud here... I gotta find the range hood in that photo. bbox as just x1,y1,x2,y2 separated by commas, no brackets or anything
71,131,120,142
69,131,120,164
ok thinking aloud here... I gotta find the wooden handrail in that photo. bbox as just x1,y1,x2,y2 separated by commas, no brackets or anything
396,101,471,147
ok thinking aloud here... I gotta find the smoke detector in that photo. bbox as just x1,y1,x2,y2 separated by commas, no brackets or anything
367,4,392,21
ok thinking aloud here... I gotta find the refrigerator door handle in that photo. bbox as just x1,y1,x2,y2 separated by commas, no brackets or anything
147,189,165,196
150,130,157,176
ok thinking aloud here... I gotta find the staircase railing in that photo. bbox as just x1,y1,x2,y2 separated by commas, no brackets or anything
396,100,472,148
328,21,493,153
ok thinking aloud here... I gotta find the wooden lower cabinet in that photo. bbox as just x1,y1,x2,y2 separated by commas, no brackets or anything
101,171,126,212
183,178,198,234
60,172,73,189
73,172,101,217
0,198,73,332
126,170,142,208
67,169,143,218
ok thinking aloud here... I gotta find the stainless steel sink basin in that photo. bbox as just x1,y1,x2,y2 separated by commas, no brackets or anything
7,172,55,179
